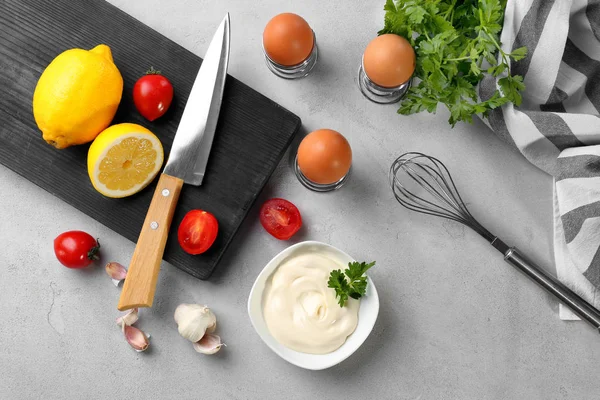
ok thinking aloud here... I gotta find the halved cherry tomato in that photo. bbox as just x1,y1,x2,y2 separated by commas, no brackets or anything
54,230,100,268
259,198,302,240
178,210,219,255
133,68,174,121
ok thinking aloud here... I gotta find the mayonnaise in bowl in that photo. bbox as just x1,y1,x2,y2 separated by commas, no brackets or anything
248,241,379,370
262,251,360,354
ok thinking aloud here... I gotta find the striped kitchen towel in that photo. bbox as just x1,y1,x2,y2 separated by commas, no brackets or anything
478,0,600,319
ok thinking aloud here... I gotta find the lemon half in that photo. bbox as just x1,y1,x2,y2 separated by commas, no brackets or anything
88,123,164,198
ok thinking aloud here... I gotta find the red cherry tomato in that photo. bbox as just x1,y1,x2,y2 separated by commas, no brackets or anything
133,69,174,121
53,231,100,269
178,210,219,255
259,198,302,240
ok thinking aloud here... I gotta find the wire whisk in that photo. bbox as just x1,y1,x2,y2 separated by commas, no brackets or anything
390,152,494,243
389,152,600,334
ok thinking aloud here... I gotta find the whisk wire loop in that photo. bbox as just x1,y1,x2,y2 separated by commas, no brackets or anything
391,166,466,223
389,152,494,242
405,163,466,218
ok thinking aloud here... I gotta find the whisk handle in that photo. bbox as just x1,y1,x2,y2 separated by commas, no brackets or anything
495,239,600,332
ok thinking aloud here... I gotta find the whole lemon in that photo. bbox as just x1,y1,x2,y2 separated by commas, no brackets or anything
33,44,123,149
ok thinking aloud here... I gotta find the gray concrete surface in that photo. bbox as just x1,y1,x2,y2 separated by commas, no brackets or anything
2,1,600,399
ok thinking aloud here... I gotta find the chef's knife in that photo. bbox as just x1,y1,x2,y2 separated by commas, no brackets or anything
118,14,230,311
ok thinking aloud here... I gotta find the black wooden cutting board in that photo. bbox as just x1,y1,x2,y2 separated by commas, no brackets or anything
0,0,301,279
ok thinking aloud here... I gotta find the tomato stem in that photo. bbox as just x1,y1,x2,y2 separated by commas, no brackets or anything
87,239,101,261
145,66,161,75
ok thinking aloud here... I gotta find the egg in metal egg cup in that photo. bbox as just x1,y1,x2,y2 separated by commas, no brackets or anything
293,129,352,192
294,153,351,192
357,33,415,104
263,31,319,80
358,59,412,104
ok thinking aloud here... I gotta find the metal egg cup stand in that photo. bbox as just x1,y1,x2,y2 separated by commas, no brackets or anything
358,58,411,104
293,153,351,192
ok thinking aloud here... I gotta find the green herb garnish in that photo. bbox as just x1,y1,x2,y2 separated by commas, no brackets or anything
328,261,376,307
379,0,527,126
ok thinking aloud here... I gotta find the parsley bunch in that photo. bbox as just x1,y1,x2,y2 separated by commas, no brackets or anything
328,261,376,307
379,0,527,126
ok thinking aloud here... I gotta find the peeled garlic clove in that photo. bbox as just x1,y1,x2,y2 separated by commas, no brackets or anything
124,325,149,352
193,334,224,355
174,304,217,343
106,262,127,286
116,308,139,327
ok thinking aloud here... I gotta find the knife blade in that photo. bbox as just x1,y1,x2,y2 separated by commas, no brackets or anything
163,14,230,185
118,14,230,311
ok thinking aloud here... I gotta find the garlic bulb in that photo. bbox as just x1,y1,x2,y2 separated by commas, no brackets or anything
174,304,217,343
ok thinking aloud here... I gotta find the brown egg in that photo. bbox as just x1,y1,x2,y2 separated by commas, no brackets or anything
263,13,314,66
363,34,415,88
297,129,352,185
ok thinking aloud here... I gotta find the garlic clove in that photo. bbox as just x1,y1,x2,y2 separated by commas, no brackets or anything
116,308,139,327
124,325,149,352
106,262,127,286
174,304,217,343
193,334,224,355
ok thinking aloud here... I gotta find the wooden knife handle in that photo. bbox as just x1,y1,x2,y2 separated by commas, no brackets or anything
118,173,184,311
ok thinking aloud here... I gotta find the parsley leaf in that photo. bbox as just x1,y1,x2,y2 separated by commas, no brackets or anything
345,261,376,281
381,0,526,126
327,269,349,307
328,261,376,307
498,75,525,106
405,3,428,24
509,46,527,61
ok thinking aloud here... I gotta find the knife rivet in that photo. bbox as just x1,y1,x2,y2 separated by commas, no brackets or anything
150,221,159,230
162,189,170,197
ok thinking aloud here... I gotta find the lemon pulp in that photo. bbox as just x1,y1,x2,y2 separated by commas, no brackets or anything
88,123,163,198
98,137,159,191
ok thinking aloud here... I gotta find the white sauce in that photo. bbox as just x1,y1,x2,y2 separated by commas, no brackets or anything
262,252,359,354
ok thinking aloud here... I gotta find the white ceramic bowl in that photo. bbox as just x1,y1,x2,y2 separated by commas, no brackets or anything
247,241,379,370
